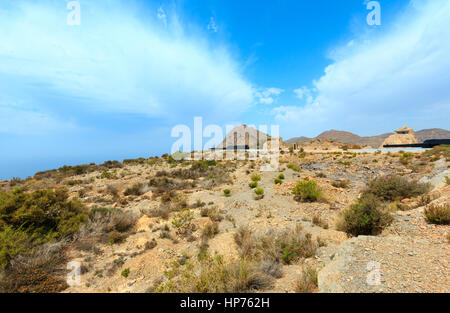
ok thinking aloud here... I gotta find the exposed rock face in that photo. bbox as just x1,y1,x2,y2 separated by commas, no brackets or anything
380,126,418,148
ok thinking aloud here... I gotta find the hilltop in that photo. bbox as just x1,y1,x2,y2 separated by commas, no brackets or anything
285,128,450,148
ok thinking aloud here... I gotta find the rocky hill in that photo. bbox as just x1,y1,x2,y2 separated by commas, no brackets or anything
416,128,450,142
286,128,450,148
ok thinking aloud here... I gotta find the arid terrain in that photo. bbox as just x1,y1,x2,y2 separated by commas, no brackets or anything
0,145,449,293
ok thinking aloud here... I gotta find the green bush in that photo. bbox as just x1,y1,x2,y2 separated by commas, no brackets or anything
0,188,87,268
424,204,449,225
223,189,231,197
250,173,261,182
292,180,321,202
254,188,264,196
363,175,430,201
249,182,258,189
121,268,130,278
278,173,285,180
337,194,393,236
274,179,282,185
0,226,30,269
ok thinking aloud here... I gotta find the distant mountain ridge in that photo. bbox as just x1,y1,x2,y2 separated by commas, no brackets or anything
285,128,450,148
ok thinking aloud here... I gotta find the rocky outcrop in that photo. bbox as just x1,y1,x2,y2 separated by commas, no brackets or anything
380,126,418,148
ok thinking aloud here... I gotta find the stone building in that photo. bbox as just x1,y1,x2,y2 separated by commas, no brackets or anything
380,126,419,148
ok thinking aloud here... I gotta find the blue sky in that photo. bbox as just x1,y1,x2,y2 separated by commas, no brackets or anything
0,0,449,179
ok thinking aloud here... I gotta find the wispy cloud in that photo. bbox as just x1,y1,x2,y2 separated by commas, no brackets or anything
256,87,284,105
275,0,450,136
0,0,255,135
293,86,314,104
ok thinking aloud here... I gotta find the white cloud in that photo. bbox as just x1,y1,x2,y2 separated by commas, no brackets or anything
293,86,314,104
256,87,284,105
275,0,450,136
0,1,255,134
207,17,218,33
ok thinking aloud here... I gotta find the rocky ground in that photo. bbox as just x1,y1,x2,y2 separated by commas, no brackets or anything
1,148,449,293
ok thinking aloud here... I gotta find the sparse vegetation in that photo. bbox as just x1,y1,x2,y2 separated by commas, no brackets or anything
121,268,130,278
124,183,144,196
201,221,219,239
254,188,264,200
223,189,231,197
233,226,317,265
331,179,350,189
171,209,194,229
312,215,328,229
287,164,301,172
249,181,258,189
295,266,318,293
337,194,393,236
151,254,273,293
200,207,223,222
250,173,261,182
292,180,321,202
0,188,87,269
363,175,430,202
424,204,450,225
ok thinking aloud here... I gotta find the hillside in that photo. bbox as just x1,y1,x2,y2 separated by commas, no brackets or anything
416,128,450,142
1,146,448,293
286,128,450,148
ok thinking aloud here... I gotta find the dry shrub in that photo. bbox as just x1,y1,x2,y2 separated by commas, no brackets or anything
201,221,219,240
295,266,318,293
363,175,430,201
72,208,138,248
234,226,317,265
424,203,450,225
233,226,257,259
151,254,273,293
337,194,393,236
331,180,350,189
0,242,68,293
200,206,223,222
312,215,329,229
124,183,144,196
